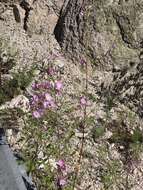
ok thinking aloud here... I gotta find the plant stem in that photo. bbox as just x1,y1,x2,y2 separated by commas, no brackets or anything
72,3,91,188
72,59,88,189
0,61,2,87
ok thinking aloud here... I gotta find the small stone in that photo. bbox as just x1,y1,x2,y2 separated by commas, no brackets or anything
37,151,44,159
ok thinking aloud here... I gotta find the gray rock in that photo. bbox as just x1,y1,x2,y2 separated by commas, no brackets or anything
54,0,143,117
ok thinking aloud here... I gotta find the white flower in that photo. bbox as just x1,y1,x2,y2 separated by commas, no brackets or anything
48,158,57,171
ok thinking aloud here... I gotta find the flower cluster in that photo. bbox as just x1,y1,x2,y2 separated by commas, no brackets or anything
80,96,87,107
30,79,63,118
32,81,52,90
56,159,67,188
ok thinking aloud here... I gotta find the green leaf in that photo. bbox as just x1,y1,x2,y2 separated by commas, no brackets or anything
92,126,105,140
131,129,143,143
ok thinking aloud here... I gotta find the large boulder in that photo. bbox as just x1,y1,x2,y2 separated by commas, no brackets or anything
55,0,143,63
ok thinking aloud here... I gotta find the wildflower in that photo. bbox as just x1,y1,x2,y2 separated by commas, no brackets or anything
80,58,87,66
80,96,87,107
49,100,56,108
57,177,67,188
32,95,39,102
56,159,66,171
43,101,50,108
43,81,51,89
36,83,43,89
55,80,63,91
45,93,53,102
80,9,84,16
44,93,56,108
32,81,52,90
32,110,43,118
30,95,41,110
32,83,37,90
47,67,55,76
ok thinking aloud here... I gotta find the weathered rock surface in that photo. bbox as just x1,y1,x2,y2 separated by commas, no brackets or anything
0,0,63,68
54,0,143,117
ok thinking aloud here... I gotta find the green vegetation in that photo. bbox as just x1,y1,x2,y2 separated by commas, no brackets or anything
0,68,35,105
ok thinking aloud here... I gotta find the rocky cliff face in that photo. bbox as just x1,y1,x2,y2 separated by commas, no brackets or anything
54,0,143,118
1,0,142,118
0,0,63,68
55,0,143,61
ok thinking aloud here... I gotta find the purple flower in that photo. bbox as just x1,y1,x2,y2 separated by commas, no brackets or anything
57,178,67,187
80,10,84,16
43,101,50,108
45,93,53,102
56,159,66,171
47,68,55,76
37,83,43,89
32,110,43,118
59,178,67,186
32,81,52,90
32,83,37,90
49,100,56,108
80,96,87,107
30,95,39,107
43,81,51,89
32,83,43,90
33,95,39,102
55,80,63,91
44,93,56,108
80,58,87,66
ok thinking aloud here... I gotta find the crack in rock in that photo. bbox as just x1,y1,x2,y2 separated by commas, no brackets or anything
20,0,33,31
